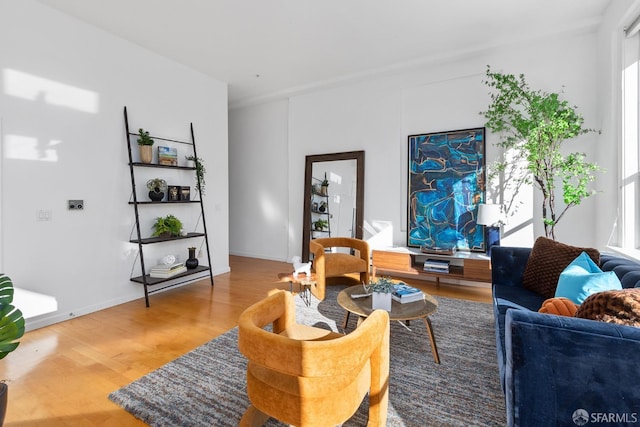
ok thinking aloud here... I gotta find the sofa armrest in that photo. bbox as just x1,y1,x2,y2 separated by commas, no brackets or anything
505,309,640,426
491,246,531,287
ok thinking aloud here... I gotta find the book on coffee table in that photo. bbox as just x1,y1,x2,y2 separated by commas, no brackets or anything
392,283,424,303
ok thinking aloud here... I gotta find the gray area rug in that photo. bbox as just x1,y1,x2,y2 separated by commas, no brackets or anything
109,286,506,426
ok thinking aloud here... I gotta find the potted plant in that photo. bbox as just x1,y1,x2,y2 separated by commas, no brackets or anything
313,218,328,231
185,155,206,196
146,178,167,202
320,173,329,196
0,274,25,426
151,214,183,238
365,277,395,311
481,66,601,240
137,128,154,164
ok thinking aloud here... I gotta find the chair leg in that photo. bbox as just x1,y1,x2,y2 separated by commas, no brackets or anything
239,405,270,427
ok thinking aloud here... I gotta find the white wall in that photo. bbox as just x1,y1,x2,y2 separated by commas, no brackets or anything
228,99,289,260
230,28,609,262
0,0,229,330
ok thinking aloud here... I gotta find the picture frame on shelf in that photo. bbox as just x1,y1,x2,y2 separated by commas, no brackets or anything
158,146,178,166
407,127,486,252
168,185,180,202
180,186,191,201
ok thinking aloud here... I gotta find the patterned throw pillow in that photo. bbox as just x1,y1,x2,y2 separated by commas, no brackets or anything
575,289,640,327
538,297,579,317
522,237,600,299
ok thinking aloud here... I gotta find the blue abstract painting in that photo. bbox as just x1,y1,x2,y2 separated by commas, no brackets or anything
407,128,486,252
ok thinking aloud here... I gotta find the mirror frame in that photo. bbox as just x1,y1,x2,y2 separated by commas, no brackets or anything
302,150,365,262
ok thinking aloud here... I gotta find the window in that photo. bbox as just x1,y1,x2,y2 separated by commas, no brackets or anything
621,21,640,251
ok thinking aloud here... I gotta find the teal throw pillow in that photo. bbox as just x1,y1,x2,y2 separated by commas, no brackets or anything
555,252,622,304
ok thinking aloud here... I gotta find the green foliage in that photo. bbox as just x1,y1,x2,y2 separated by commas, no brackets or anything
152,214,183,237
313,218,328,230
137,128,154,146
146,178,167,192
185,155,206,195
0,274,25,360
365,277,396,294
480,66,601,239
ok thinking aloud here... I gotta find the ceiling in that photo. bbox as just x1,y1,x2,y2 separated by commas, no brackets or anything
36,0,612,108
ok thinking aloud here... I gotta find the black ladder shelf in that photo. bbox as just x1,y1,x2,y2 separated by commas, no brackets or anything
124,106,214,306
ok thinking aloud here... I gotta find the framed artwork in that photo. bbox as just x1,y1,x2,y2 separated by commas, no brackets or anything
180,186,191,201
168,185,180,201
407,127,486,252
158,146,178,166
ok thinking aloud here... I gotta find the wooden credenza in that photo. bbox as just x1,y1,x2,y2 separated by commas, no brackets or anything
372,247,491,286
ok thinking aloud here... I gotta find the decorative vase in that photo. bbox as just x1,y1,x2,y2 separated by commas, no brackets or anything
186,247,199,270
372,292,392,311
321,185,328,196
139,145,152,164
148,189,164,201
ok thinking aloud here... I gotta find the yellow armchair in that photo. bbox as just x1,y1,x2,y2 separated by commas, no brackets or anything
237,290,389,427
309,237,370,301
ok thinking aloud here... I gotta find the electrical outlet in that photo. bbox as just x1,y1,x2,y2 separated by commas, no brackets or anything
68,200,84,210
36,209,52,221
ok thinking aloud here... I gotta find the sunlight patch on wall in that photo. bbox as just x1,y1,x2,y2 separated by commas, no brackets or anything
260,191,281,222
4,134,60,162
3,69,99,113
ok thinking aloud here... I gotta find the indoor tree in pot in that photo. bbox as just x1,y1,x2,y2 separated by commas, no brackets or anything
137,128,154,164
0,274,25,426
480,66,601,240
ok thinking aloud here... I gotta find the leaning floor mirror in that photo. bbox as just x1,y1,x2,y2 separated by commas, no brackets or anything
302,151,365,262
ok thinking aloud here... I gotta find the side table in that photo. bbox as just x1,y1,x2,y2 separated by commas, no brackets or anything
277,272,316,307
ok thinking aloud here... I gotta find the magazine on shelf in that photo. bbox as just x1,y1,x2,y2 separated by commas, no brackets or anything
150,261,184,272
423,258,450,273
150,265,187,278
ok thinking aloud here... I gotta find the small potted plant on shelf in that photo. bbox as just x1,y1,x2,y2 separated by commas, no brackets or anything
0,273,25,425
151,214,183,238
365,277,395,311
320,173,329,196
146,178,167,202
185,155,206,196
313,218,328,231
137,128,154,164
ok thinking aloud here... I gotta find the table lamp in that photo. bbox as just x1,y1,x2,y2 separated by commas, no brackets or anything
477,204,502,256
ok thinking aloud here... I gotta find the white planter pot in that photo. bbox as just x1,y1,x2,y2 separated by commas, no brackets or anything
372,292,392,311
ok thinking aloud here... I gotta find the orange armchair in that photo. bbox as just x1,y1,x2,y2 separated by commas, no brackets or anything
309,237,370,301
237,290,389,427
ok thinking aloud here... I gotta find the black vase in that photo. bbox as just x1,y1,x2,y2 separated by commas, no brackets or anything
149,189,164,202
186,247,199,270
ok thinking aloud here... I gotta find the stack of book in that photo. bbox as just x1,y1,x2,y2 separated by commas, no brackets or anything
423,258,450,273
149,262,186,278
391,283,424,303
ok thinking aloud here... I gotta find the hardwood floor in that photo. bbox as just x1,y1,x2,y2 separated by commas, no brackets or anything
2,255,491,426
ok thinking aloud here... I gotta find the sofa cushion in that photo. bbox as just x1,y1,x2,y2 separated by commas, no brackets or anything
522,237,600,298
538,297,579,316
575,288,640,327
554,252,622,304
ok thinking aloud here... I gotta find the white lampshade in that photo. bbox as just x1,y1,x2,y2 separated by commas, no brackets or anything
477,204,502,226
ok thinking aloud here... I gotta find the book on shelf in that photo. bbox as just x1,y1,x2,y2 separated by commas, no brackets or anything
150,265,187,278
391,283,424,303
150,261,184,272
423,267,450,274
423,258,450,273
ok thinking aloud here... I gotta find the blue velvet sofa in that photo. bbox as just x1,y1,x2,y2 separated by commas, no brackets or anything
491,246,640,427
